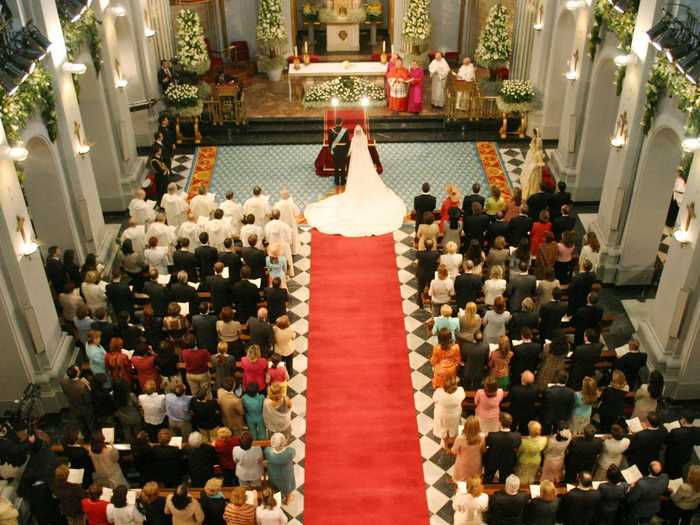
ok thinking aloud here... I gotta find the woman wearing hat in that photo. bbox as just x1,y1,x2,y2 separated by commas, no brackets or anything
265,433,297,505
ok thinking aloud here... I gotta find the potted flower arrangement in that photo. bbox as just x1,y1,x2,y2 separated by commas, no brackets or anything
303,76,386,107
303,2,319,21
257,0,288,81
175,9,211,77
367,1,383,22
476,3,512,80
401,0,431,65
496,79,535,113
165,83,203,118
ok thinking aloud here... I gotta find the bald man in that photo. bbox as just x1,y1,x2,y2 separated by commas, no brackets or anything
508,370,539,434
626,460,669,524
247,307,274,357
561,471,601,525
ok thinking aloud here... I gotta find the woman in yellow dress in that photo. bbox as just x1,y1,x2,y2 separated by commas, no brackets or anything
515,420,548,483
431,328,462,389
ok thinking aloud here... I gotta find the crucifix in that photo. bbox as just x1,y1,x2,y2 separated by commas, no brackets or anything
616,110,628,138
684,201,696,232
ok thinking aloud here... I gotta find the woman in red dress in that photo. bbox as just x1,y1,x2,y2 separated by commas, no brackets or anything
530,209,553,256
439,185,461,234
104,337,134,387
131,343,161,391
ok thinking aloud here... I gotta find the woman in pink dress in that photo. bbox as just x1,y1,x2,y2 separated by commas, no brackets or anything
407,59,424,114
452,416,485,482
474,376,504,433
241,344,268,391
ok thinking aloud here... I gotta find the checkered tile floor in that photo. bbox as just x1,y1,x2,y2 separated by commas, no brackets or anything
170,154,195,189
498,146,557,188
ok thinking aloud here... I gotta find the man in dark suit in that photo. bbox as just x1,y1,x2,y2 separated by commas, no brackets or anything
218,238,242,283
105,268,134,319
568,328,603,390
508,205,532,247
158,59,176,93
462,182,485,218
195,232,219,280
247,307,275,357
464,201,490,244
461,332,490,389
526,182,552,220
509,328,541,385
150,145,170,204
241,235,266,280
157,115,176,167
552,204,576,240
507,262,536,312
560,472,601,525
143,269,171,318
574,292,604,345
538,287,567,343
169,271,200,314
264,277,288,323
564,425,603,483
152,429,184,488
548,180,572,220
484,413,521,483
508,370,539,434
413,182,436,232
91,307,116,349
626,460,669,524
486,212,509,246
46,246,67,295
542,370,575,434
626,412,667,475
487,474,528,525
203,262,231,315
173,238,198,282
665,415,700,478
191,302,218,354
232,267,260,322
614,339,647,390
329,119,349,190
454,260,483,310
415,239,440,308
567,260,596,317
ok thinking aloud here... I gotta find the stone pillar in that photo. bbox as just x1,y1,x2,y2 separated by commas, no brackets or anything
525,0,557,132
392,0,406,52
128,0,161,101
590,0,667,283
147,0,174,62
511,0,537,80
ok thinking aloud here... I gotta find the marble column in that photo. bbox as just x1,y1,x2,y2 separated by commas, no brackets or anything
128,0,161,101
392,0,406,52
146,0,174,62
526,0,557,133
511,0,537,80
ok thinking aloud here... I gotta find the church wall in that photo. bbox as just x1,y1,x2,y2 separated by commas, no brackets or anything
224,0,260,56
429,0,461,53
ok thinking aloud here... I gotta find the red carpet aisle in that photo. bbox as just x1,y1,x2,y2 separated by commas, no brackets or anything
304,231,429,525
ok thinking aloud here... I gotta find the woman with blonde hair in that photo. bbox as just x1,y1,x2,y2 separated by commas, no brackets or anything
429,264,455,316
432,375,466,450
594,424,630,480
255,487,288,525
263,383,292,440
515,421,547,483
432,304,459,341
211,342,236,391
670,464,700,525
440,241,463,279
482,296,511,345
137,482,168,525
199,478,227,525
474,377,504,433
456,302,481,346
240,344,267,391
485,186,506,219
482,265,506,307
452,476,488,525
452,416,485,482
81,270,107,313
571,376,599,434
485,236,510,273
430,329,462,389
527,479,559,525
223,487,255,525
488,335,513,390
598,370,629,432
273,315,296,376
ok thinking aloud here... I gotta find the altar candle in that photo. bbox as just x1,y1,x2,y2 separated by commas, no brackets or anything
382,40,386,53
304,41,308,54
391,44,395,55
294,45,298,56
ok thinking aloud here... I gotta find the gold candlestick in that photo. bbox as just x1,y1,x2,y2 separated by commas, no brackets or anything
293,57,301,70
303,53,311,65
380,52,387,64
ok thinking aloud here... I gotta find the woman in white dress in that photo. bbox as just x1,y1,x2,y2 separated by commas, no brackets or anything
594,424,630,480
305,126,406,236
432,375,466,450
440,241,463,279
453,477,489,525
520,128,545,200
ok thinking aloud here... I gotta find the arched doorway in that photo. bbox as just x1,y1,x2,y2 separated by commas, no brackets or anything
22,136,80,255
576,57,618,200
541,10,575,139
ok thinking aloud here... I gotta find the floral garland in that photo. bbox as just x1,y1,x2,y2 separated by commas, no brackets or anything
176,9,211,76
402,0,431,42
62,8,102,74
641,55,700,135
303,76,386,107
0,66,57,143
475,3,512,68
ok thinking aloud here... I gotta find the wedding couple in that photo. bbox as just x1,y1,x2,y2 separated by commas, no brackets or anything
305,123,406,237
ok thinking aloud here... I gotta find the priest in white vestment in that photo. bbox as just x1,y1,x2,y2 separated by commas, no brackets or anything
128,189,156,225
219,191,244,238
240,219,264,249
428,52,451,108
205,209,234,251
189,185,217,221
273,190,301,254
121,219,147,254
177,211,203,250
265,210,294,277
455,57,476,111
146,213,176,264
161,183,189,228
243,186,272,227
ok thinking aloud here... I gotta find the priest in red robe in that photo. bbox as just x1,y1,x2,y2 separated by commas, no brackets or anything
387,57,411,113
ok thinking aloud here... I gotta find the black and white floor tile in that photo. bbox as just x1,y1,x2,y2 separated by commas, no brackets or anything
498,146,558,189
170,154,195,189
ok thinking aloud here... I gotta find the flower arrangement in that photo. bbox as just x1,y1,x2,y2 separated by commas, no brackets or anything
257,0,288,72
303,76,386,107
303,2,319,21
61,8,102,74
0,66,57,144
367,1,383,21
499,80,534,103
402,0,431,42
164,83,203,117
475,3,512,68
176,9,211,76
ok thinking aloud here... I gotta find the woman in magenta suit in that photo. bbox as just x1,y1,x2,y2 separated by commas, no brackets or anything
407,59,424,114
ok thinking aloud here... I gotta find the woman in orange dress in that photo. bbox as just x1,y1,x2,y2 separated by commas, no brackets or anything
131,342,161,391
439,185,461,234
530,209,553,256
430,328,462,389
104,337,134,387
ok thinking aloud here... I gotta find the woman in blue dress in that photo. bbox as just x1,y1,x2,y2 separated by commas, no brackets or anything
242,383,266,440
265,433,296,504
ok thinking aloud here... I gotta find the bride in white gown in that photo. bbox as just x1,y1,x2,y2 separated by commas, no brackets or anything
305,125,407,237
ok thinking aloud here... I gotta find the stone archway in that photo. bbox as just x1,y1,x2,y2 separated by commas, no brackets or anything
541,10,575,139
575,56,618,200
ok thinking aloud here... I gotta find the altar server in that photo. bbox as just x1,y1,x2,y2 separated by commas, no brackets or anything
161,183,189,228
273,190,301,254
219,191,244,238
146,213,176,251
243,186,272,227
128,189,156,226
387,57,411,113
121,218,147,254
190,184,217,221
205,209,234,251
429,52,451,108
178,211,203,250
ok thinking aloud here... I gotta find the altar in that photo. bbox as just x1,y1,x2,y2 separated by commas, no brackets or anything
287,61,388,101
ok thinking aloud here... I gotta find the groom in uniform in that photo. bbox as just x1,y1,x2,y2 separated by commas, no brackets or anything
329,119,349,193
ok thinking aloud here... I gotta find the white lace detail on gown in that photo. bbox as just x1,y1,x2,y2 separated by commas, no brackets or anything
304,126,407,236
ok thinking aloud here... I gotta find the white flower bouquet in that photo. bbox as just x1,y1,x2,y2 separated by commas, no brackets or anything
401,0,432,42
165,83,203,117
475,3,512,68
303,77,386,107
496,80,536,113
175,9,211,76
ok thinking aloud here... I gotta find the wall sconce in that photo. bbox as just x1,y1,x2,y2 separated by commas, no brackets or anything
114,59,128,88
63,61,87,75
610,111,628,148
614,52,638,67
144,9,156,38
533,5,544,30
0,142,28,161
681,136,700,152
74,121,92,156
145,28,156,38
674,202,695,245
107,2,127,16
565,49,579,80
565,0,586,10
16,216,38,257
